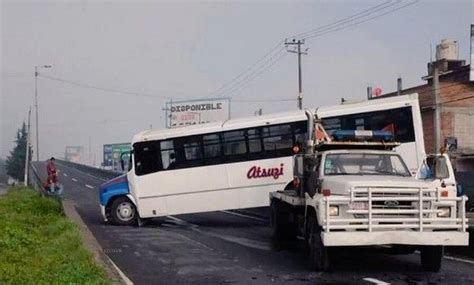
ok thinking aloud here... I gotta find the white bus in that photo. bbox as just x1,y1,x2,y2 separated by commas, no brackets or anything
99,94,425,225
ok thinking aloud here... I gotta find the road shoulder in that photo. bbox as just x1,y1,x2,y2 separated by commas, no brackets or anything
62,199,132,285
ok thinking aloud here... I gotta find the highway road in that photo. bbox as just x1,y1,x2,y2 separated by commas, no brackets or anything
33,161,474,284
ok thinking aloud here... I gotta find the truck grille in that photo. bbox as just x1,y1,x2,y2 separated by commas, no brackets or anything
352,187,431,219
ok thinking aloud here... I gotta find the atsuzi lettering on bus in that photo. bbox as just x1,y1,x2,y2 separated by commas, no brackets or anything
247,164,284,180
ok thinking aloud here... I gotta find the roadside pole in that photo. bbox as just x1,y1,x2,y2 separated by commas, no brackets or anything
285,39,307,110
433,61,441,152
24,107,31,186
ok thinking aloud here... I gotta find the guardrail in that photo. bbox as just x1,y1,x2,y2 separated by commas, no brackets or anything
28,163,46,196
56,159,121,181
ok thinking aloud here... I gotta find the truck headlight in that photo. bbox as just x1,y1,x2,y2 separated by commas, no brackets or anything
437,206,451,218
329,205,339,216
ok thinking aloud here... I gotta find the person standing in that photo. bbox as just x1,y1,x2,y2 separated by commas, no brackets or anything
46,157,58,193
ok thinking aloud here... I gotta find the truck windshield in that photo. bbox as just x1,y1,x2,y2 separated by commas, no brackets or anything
324,153,411,177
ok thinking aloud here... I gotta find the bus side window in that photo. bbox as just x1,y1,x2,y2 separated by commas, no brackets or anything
160,140,176,170
262,124,293,152
223,130,246,156
203,134,222,158
293,121,307,145
134,142,161,175
247,128,262,153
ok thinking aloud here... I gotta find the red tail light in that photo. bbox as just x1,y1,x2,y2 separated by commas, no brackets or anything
322,189,331,196
441,190,448,197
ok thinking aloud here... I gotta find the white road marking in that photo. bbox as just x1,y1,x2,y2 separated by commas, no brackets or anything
443,255,474,265
221,210,267,222
414,251,474,265
85,184,94,189
105,255,134,285
72,178,78,182
63,173,68,177
363,277,390,285
166,215,196,227
56,162,108,182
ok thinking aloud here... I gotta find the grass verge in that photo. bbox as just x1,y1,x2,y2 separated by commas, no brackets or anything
0,187,109,284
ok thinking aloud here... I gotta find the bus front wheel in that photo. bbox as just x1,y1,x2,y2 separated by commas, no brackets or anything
110,196,137,226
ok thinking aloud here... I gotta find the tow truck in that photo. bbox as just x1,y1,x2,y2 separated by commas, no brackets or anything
269,110,469,272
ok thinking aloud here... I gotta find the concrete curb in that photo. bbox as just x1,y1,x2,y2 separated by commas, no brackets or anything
61,199,133,285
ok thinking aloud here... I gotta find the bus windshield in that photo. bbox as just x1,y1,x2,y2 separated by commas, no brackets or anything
324,153,411,177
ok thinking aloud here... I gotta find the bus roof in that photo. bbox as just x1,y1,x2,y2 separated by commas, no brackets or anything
132,110,306,144
132,93,420,144
316,93,419,118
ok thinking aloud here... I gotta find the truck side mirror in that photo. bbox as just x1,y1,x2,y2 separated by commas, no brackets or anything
294,155,304,177
433,156,449,179
457,184,465,197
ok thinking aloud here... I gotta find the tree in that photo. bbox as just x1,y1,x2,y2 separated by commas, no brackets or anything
6,122,32,181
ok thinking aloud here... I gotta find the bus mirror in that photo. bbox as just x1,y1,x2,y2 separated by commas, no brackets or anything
120,159,125,171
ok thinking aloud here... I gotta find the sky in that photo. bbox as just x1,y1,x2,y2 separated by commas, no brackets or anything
1,0,473,165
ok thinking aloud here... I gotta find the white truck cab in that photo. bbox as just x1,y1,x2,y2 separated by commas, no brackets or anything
269,111,469,272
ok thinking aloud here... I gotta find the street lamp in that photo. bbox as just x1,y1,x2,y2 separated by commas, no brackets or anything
35,65,52,161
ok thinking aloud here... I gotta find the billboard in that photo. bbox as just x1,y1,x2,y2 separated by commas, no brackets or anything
103,143,131,171
470,24,474,81
165,98,231,128
65,146,82,163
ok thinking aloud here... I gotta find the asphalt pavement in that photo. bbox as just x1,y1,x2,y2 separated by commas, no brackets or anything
33,161,474,285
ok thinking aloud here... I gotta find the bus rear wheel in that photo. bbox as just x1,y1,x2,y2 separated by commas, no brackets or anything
110,196,137,226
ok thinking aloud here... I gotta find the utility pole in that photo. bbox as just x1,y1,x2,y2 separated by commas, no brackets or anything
35,67,38,161
432,61,441,153
397,75,403,96
24,107,31,186
285,39,307,110
34,65,52,161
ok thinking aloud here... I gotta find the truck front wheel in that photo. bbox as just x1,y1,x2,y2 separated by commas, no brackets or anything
307,214,329,271
109,196,137,226
420,246,443,272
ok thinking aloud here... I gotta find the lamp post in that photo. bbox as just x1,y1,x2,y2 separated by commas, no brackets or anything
35,65,52,161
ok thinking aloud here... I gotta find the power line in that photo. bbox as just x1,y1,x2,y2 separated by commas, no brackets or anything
206,41,285,98
39,75,187,100
289,0,396,39
233,98,295,103
301,1,419,41
215,48,288,98
209,1,418,101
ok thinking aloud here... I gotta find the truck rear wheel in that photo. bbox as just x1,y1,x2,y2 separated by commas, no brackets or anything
270,199,297,240
420,246,443,272
307,214,329,271
110,196,137,226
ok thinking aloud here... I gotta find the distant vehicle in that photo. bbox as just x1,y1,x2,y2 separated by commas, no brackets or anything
270,111,469,272
99,94,425,225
